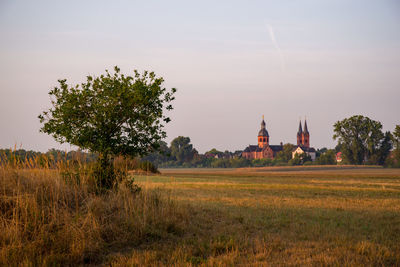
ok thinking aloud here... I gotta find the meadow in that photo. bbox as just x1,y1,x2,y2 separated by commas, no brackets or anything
1,164,399,266
124,166,400,266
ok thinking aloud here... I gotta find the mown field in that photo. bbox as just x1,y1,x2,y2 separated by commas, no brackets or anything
1,165,400,266
125,166,400,266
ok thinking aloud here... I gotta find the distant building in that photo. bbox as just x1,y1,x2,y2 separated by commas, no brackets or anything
292,120,316,161
292,146,316,161
242,116,283,159
242,117,317,161
336,152,342,163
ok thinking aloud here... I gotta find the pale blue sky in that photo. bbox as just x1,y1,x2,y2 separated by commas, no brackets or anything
1,0,399,152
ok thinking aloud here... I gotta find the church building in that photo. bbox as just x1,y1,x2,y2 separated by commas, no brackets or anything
292,119,316,161
242,116,283,159
242,117,316,161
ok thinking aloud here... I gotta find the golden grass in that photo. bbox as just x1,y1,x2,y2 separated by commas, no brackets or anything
1,163,400,266
120,166,400,266
0,164,187,266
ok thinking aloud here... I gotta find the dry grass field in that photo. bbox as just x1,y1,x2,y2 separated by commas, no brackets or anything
1,164,400,266
119,166,400,266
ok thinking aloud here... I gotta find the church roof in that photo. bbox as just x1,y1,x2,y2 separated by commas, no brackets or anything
243,145,261,152
243,145,283,153
294,146,316,153
258,118,269,137
269,145,284,152
258,128,269,137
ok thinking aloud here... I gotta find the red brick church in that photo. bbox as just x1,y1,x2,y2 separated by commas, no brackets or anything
242,117,314,160
296,119,310,148
242,116,283,159
293,119,316,160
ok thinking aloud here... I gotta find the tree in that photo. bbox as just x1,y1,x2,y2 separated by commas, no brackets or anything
376,131,392,165
288,153,302,166
275,143,295,162
389,125,400,167
205,148,223,158
315,149,336,165
393,125,400,151
333,115,391,165
316,147,328,158
38,66,176,189
170,136,196,164
141,141,171,166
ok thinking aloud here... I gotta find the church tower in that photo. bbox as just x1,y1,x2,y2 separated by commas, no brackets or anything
297,120,303,146
302,119,310,148
296,119,310,148
258,115,269,148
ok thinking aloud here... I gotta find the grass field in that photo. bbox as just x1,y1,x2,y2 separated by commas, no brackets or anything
115,166,400,266
1,165,400,266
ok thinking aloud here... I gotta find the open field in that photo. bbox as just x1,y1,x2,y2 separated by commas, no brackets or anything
1,165,400,266
123,166,400,266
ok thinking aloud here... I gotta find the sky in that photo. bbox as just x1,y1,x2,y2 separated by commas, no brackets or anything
0,0,399,153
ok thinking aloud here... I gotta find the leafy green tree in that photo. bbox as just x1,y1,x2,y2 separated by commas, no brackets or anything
205,148,224,158
288,154,302,166
141,141,171,166
334,144,342,153
389,125,400,167
230,157,250,168
223,150,232,158
374,131,392,165
301,153,312,164
275,143,295,162
393,125,400,151
316,147,328,158
333,115,390,165
315,149,336,165
170,136,196,164
206,148,221,154
211,158,229,168
38,66,176,189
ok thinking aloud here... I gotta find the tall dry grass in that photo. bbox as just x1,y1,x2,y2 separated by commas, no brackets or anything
2,156,399,266
0,154,187,266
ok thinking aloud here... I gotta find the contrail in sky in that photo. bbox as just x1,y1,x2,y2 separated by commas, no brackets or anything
266,23,285,71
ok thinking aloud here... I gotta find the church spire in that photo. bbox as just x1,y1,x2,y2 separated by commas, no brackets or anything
258,115,269,147
301,118,310,148
304,119,309,134
261,115,266,128
297,120,303,135
258,115,269,137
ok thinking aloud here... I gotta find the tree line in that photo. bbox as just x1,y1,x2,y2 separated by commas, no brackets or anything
143,115,400,168
3,116,399,169
141,138,337,168
0,142,333,169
